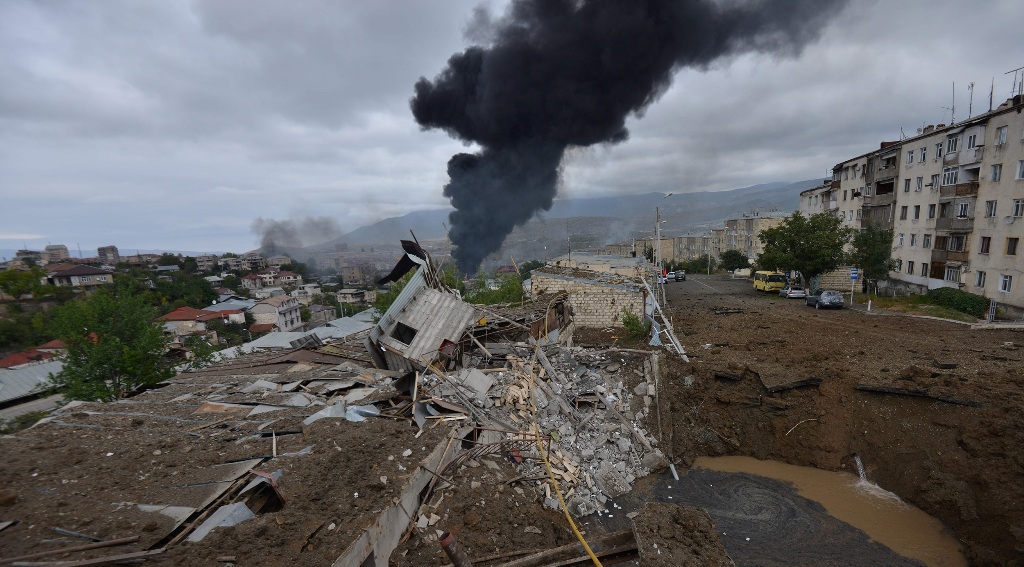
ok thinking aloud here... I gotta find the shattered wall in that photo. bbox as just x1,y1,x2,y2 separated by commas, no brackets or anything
531,271,645,328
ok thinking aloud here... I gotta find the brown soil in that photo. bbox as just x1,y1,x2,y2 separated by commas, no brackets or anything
631,502,732,566
659,275,1024,565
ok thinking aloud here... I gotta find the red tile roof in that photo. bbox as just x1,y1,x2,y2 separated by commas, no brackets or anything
158,306,222,322
249,323,276,333
36,339,66,350
241,274,263,280
0,349,53,368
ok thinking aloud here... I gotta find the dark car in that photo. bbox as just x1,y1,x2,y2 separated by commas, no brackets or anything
675,270,686,281
805,289,844,309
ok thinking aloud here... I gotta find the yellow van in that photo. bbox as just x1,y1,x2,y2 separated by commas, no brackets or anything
753,271,787,293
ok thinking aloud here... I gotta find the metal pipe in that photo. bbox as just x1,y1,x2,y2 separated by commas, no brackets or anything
439,531,474,567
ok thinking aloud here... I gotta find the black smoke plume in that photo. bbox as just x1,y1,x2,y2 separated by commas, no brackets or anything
412,0,847,272
251,216,342,254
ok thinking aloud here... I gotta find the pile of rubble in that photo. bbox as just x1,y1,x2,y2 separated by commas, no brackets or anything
418,345,667,518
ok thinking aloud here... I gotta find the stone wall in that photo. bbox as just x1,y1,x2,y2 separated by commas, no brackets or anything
531,272,645,328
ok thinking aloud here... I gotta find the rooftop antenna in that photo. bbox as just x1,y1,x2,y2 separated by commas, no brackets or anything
989,77,995,112
967,81,974,118
76,242,82,258
1006,65,1024,99
950,81,955,124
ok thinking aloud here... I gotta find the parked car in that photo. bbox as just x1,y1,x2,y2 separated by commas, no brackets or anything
778,284,806,299
667,271,676,280
675,270,686,281
805,289,845,309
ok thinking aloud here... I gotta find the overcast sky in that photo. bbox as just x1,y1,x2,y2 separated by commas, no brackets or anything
2,0,1023,255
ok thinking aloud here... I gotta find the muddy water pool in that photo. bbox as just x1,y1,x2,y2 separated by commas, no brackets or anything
691,456,966,567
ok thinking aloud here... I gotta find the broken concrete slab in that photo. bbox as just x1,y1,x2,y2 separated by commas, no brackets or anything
458,368,494,399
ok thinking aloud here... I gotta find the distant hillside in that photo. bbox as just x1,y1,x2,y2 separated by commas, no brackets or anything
326,179,820,246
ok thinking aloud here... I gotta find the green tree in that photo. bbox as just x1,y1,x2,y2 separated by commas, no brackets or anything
182,256,199,274
643,243,654,262
157,253,181,267
757,212,854,287
850,223,896,282
222,274,241,291
50,284,174,401
517,260,545,281
719,250,751,272
182,335,216,371
0,267,45,300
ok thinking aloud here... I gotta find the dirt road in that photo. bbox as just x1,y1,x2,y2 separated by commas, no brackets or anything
656,274,1024,565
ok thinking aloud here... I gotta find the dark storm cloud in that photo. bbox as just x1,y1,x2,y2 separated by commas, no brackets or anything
412,0,849,272
2,0,1024,254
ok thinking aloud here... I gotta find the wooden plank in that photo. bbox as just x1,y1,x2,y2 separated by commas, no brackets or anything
0,537,140,565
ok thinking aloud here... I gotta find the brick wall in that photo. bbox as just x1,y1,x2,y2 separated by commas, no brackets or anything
531,273,645,328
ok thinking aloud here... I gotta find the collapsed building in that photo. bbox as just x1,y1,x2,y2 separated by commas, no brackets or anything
0,242,709,567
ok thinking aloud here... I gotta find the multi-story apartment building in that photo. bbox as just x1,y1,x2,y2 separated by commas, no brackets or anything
195,255,218,272
97,245,120,264
44,244,70,263
830,94,1024,312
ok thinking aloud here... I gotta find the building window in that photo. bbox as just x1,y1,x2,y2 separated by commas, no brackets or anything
1013,199,1024,217
913,205,921,220
80,276,90,282
976,271,986,288
944,266,960,282
923,234,932,248
910,233,918,246
856,209,862,219
928,204,936,219
921,262,929,277
844,168,849,180
980,236,991,254
985,200,997,217
895,259,903,271
946,136,959,153
916,177,923,191
1017,160,1024,180
996,125,1008,145
907,261,915,274
900,206,908,220
1008,237,1020,256
1000,274,1013,293
992,164,1002,182
934,143,943,159
940,202,951,218
906,151,914,165
903,179,911,192
967,134,977,149
956,202,969,219
919,147,926,162
948,234,965,251
898,233,904,246
98,276,107,281
942,167,958,186
930,174,940,189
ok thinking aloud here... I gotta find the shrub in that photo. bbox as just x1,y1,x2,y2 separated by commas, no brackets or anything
923,288,989,318
621,308,650,340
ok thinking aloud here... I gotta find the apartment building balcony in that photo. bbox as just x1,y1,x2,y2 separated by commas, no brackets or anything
931,249,969,264
939,181,979,198
935,216,974,231
830,180,841,189
863,193,895,207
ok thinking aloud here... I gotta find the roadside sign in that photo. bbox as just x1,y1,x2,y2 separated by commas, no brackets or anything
850,268,859,280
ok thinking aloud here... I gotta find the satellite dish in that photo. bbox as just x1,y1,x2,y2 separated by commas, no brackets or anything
1006,216,1016,224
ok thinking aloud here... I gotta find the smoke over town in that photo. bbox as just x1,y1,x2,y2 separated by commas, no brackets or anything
251,216,342,253
412,0,847,273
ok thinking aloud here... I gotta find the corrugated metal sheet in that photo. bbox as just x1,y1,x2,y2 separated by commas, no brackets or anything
204,299,256,312
245,332,308,349
0,360,62,404
350,308,378,323
324,317,374,338
369,263,427,345
377,288,479,367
